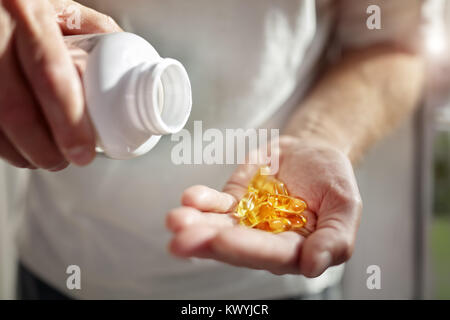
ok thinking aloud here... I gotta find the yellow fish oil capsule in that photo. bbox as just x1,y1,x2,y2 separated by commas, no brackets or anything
235,166,309,235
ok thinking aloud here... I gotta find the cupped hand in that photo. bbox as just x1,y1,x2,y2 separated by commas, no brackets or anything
167,135,362,277
0,0,121,170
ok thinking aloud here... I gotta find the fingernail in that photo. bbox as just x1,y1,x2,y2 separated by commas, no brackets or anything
66,146,94,166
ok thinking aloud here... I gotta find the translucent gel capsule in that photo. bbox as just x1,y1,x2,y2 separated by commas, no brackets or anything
235,166,309,234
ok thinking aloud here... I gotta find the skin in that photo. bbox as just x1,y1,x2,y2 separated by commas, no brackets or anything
0,1,425,279
167,137,361,276
0,0,120,170
167,45,425,277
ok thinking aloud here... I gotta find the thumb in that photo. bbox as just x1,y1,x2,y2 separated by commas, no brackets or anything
222,163,260,203
50,0,122,35
299,202,362,278
181,163,259,213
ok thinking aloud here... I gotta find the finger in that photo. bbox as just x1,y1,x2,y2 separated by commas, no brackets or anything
169,226,219,260
299,199,362,278
0,9,28,169
49,0,122,34
181,185,237,213
166,207,237,232
0,79,69,170
0,16,69,170
222,163,260,201
170,225,305,274
290,209,317,236
5,0,96,166
182,164,260,213
0,130,31,168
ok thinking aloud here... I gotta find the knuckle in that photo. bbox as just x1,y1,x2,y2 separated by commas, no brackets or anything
328,181,362,210
338,192,362,211
329,188,350,205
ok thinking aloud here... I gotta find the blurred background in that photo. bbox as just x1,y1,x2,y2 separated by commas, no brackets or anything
433,112,450,299
423,0,450,300
1,1,450,299
343,0,450,299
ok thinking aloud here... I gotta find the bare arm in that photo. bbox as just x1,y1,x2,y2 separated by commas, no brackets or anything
168,4,427,277
285,44,425,163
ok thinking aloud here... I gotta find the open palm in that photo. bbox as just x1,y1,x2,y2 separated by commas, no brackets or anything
167,136,362,277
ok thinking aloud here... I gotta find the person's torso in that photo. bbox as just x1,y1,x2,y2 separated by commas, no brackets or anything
18,0,345,299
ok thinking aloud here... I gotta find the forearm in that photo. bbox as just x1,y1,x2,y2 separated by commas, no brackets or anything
284,45,425,164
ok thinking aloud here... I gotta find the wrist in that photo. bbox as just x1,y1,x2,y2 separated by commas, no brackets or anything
278,134,348,162
283,123,352,158
283,101,352,151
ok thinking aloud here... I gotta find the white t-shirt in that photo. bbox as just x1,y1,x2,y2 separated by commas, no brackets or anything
16,0,424,299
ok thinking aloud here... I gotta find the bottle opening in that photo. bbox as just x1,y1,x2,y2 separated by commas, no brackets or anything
150,59,192,134
134,59,192,135
156,79,164,115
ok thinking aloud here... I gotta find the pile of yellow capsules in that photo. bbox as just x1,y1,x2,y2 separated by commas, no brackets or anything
235,166,309,235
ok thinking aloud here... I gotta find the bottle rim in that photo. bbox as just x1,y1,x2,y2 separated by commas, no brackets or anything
136,58,192,135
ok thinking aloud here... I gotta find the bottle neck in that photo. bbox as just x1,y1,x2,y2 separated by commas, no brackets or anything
132,58,192,135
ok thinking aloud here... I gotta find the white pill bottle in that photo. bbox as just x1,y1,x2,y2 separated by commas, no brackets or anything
65,32,192,159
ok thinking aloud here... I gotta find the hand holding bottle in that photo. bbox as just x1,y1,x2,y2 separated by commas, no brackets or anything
0,0,121,170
